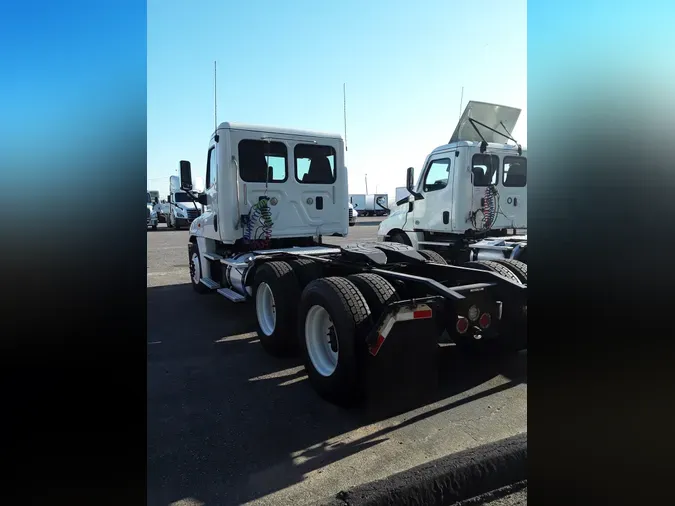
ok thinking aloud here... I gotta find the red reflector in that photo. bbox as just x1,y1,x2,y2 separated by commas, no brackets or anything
456,317,469,334
369,334,386,356
479,313,492,329
413,309,433,319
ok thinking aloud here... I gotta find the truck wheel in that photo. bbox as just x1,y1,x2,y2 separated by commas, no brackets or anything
491,259,527,283
253,261,301,357
346,273,399,322
152,224,158,230
299,277,371,405
288,258,324,290
418,249,447,265
465,260,522,284
189,243,210,294
390,232,411,246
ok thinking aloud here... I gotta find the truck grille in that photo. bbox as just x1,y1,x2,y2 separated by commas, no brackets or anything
186,209,200,220
147,208,150,218
349,208,354,219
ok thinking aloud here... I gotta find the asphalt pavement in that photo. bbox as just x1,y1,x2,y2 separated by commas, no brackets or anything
147,217,527,506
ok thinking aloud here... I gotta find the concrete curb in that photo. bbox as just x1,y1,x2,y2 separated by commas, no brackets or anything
318,432,527,506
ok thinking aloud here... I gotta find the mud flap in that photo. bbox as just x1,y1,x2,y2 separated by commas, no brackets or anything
361,298,444,417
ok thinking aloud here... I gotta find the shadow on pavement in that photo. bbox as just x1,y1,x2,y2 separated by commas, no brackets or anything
147,283,526,506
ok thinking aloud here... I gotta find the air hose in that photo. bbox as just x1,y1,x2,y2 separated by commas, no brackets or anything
470,185,500,232
243,198,273,249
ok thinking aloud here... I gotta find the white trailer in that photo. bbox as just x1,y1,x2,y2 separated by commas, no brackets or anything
177,121,527,406
349,194,366,213
378,100,528,264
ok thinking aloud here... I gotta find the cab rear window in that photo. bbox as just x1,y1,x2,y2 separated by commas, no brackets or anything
502,156,527,187
295,144,336,184
238,140,288,183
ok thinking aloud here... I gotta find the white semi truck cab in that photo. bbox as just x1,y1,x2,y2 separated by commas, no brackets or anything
179,121,527,407
166,175,202,230
146,192,158,230
378,101,528,264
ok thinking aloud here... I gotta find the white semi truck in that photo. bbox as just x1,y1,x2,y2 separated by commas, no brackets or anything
378,101,528,265
364,194,390,217
179,121,527,405
146,192,158,230
166,175,202,230
349,194,366,213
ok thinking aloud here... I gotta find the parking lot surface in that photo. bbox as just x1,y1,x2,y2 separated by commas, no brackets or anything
147,217,527,506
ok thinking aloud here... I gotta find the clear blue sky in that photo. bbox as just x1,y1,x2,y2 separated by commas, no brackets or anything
148,0,526,198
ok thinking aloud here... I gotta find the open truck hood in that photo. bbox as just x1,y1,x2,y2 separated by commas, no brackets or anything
449,101,521,144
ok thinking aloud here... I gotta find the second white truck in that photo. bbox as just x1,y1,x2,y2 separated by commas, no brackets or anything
378,100,527,265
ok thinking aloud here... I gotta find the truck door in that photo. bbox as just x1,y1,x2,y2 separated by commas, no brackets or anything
413,155,456,232
201,144,220,239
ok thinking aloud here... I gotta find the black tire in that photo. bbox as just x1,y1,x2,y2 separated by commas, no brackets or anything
151,224,157,230
491,259,527,283
253,261,301,357
346,273,399,322
465,260,522,284
288,258,324,290
418,249,448,265
299,277,371,405
189,242,210,294
390,231,411,246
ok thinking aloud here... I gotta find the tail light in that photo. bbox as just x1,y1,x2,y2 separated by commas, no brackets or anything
456,317,469,334
479,313,492,329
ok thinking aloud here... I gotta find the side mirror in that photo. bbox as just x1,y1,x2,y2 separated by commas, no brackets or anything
179,160,193,191
406,167,424,201
406,167,415,193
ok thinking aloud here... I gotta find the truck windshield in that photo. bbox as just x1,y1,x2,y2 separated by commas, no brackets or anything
174,192,191,203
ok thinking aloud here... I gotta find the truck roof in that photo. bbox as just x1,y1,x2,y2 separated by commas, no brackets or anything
216,122,343,140
429,141,525,156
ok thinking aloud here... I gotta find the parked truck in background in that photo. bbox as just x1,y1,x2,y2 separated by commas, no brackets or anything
378,100,527,265
364,194,390,216
176,120,527,406
349,194,366,214
166,175,202,230
146,192,158,230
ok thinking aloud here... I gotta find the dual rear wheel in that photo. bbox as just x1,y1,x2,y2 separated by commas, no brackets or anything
252,260,400,404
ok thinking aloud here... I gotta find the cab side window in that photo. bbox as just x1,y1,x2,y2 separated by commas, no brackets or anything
206,147,217,188
423,158,451,192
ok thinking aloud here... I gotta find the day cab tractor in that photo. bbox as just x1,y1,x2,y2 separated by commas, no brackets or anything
146,192,158,230
378,101,528,268
179,121,527,405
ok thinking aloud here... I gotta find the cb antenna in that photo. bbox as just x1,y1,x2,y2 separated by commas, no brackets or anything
213,61,219,142
343,83,348,152
458,86,464,122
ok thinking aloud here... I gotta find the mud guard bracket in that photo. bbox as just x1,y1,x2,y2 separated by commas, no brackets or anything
362,297,444,416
